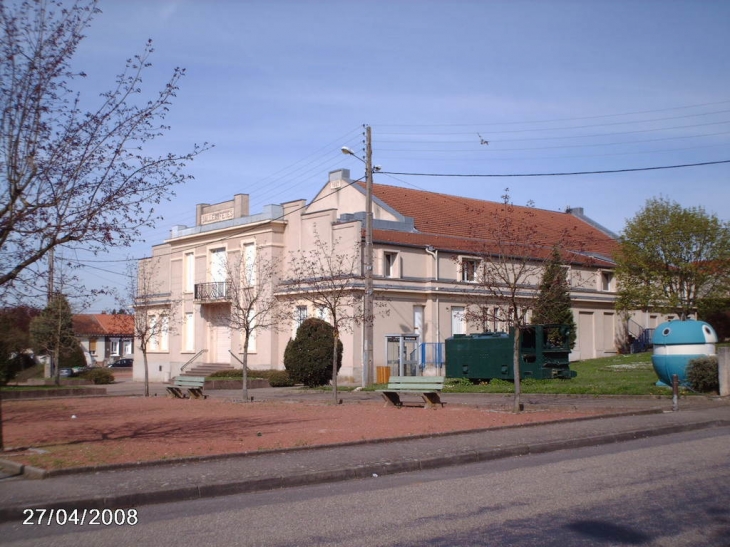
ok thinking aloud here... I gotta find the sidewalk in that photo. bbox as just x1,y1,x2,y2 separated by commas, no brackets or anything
1,389,728,524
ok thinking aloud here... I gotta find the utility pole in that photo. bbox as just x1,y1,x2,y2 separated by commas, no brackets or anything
341,126,375,387
363,125,374,387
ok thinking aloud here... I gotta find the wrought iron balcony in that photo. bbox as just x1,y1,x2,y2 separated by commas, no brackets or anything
194,282,231,302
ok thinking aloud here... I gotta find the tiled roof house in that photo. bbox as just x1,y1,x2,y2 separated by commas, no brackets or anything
135,169,665,384
73,314,134,365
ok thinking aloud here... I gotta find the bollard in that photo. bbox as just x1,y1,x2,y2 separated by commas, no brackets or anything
672,374,679,412
719,347,730,397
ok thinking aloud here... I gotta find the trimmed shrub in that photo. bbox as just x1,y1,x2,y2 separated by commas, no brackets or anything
206,368,283,381
207,368,242,378
284,318,343,387
686,356,719,393
79,367,115,385
60,343,87,369
268,370,295,387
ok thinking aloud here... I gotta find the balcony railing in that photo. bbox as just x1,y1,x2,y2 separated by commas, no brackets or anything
194,282,230,302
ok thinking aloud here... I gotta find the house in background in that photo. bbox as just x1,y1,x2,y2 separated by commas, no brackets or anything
73,314,134,366
135,168,666,384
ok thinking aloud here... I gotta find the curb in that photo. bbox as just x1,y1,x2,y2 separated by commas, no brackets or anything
0,418,727,524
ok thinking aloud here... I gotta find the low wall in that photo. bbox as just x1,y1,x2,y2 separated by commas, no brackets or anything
2,387,107,399
21,378,94,386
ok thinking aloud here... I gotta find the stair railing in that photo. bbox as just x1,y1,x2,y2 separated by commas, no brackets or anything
180,349,207,374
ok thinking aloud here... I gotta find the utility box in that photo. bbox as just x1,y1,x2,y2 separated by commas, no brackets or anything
445,324,576,382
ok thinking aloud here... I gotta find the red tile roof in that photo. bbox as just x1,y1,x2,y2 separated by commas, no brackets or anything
72,314,134,336
363,183,618,266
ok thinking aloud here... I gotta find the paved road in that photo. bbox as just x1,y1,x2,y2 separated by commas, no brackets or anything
2,427,728,546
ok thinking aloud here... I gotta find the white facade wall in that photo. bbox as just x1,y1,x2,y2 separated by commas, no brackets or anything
134,174,652,385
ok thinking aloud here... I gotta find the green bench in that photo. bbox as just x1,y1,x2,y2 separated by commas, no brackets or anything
377,375,445,408
167,376,207,399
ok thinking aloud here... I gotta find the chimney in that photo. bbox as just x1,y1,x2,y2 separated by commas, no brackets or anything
328,169,351,189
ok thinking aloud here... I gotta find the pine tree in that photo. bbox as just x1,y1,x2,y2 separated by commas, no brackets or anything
532,247,576,349
29,293,78,384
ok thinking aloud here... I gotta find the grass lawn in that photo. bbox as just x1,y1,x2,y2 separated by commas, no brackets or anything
369,352,688,396
438,352,685,396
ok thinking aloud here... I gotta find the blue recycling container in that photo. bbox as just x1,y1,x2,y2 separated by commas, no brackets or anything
651,320,717,386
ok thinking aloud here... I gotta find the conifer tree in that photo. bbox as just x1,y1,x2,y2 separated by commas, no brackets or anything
29,293,78,384
532,246,576,349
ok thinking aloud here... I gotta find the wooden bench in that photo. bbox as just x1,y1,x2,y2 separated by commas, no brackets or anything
167,376,207,399
377,376,445,408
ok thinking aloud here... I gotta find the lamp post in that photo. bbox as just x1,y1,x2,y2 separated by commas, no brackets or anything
341,125,374,387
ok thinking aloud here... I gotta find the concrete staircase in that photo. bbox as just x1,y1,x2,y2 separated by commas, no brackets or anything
180,363,235,378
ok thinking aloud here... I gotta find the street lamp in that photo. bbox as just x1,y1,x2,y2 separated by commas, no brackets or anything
341,126,374,387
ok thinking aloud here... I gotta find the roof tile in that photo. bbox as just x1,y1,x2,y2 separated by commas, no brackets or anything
365,183,617,265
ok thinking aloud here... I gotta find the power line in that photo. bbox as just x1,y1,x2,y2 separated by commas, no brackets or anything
378,119,730,144
375,99,730,128
377,129,730,153
380,159,730,178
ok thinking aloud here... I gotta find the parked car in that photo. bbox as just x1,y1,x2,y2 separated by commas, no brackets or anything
108,358,133,368
59,368,76,377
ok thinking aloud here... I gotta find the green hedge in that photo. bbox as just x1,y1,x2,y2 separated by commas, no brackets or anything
687,356,719,393
79,367,115,385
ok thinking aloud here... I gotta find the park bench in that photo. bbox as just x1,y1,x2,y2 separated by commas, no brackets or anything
166,376,207,399
377,376,445,409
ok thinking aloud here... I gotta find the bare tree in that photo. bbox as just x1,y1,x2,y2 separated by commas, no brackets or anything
280,233,365,403
130,257,178,397
209,243,285,402
456,190,591,413
0,0,208,301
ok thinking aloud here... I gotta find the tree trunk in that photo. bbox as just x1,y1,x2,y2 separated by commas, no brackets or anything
0,388,4,451
53,347,60,387
332,333,339,404
242,334,250,403
143,350,150,397
512,327,522,413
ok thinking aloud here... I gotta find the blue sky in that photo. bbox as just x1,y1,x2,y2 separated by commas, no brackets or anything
60,0,729,311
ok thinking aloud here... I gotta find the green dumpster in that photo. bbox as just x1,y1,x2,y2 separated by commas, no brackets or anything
445,324,576,382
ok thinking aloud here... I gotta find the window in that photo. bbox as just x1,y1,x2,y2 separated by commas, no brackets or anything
493,307,502,332
210,248,227,283
295,305,308,331
461,259,478,282
414,305,424,335
451,306,466,335
561,266,572,286
149,315,159,351
148,313,169,352
110,338,120,357
184,312,195,352
384,252,398,278
123,339,132,356
247,313,258,353
243,243,256,286
184,252,195,293
89,338,97,356
316,306,330,322
600,271,614,291
160,315,169,351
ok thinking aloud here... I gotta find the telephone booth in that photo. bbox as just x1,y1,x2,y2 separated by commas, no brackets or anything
385,334,421,377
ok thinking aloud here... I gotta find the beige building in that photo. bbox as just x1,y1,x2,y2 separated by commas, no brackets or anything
134,169,650,384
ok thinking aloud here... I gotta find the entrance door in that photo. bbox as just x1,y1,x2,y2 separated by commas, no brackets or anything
578,312,595,360
212,323,231,363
